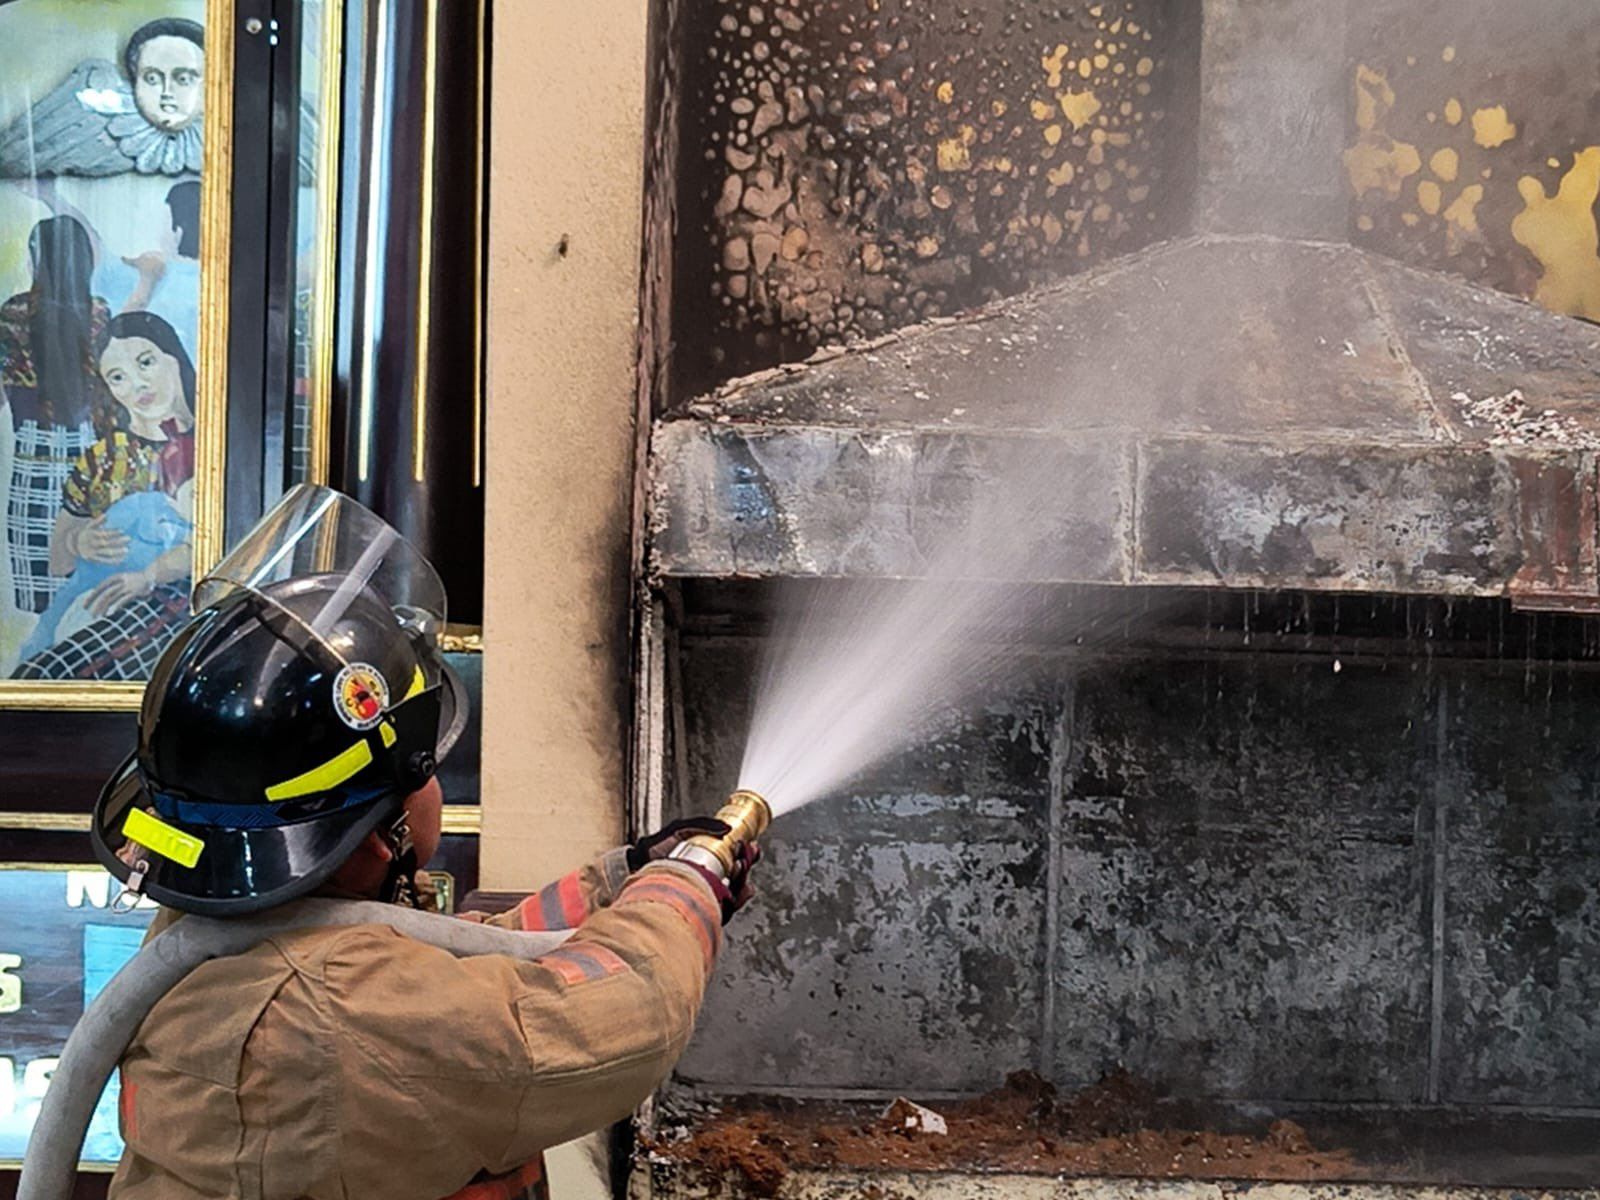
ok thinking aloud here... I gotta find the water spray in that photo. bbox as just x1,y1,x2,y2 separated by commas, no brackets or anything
670,789,771,880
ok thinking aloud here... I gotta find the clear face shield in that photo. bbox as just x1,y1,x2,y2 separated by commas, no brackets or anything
191,483,467,756
196,482,446,645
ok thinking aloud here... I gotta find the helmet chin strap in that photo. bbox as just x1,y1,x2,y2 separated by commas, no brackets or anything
378,811,422,908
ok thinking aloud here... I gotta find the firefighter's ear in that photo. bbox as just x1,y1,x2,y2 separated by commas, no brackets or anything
361,830,395,863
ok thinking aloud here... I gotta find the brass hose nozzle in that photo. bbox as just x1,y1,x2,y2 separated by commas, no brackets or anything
669,789,771,881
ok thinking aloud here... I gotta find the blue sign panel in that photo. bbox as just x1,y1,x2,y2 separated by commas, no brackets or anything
0,865,157,1167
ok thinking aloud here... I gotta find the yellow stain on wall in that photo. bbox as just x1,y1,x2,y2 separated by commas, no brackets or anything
1444,99,1463,126
1030,99,1055,121
1442,45,1457,62
936,139,971,171
1443,183,1483,249
936,80,955,104
1471,105,1517,149
1044,124,1063,146
936,128,975,171
1417,180,1443,215
1511,148,1600,321
1354,65,1395,131
1047,161,1075,187
1344,137,1422,197
1060,90,1102,130
1344,64,1422,200
1430,147,1459,182
1042,43,1070,88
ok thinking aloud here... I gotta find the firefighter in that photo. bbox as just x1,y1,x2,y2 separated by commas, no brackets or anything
89,485,757,1200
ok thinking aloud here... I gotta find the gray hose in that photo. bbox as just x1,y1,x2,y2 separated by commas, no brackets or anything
19,898,575,1200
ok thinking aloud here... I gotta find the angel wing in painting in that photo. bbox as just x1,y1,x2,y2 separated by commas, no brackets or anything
0,19,204,179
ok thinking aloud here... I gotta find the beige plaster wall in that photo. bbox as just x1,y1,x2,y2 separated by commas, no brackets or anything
480,0,650,889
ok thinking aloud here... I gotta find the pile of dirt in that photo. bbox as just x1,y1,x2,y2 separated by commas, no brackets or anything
647,1071,1357,1198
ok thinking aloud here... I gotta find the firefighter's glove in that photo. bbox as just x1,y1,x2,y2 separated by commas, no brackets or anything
626,815,730,872
680,840,761,925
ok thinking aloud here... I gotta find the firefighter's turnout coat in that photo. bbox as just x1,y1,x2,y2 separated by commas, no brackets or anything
107,849,723,1200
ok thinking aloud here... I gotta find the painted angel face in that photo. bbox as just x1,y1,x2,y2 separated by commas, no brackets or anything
132,36,204,132
100,336,187,430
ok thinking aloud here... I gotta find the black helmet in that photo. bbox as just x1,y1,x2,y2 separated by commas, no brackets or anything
91,486,467,916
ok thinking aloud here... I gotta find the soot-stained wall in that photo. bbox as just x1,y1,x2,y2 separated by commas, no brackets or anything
668,620,1600,1111
670,0,1201,399
666,0,1600,404
1344,0,1600,324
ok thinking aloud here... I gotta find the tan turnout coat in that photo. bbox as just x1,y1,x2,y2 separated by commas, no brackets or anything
107,850,723,1200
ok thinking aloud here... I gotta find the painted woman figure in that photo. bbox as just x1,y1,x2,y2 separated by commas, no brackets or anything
0,216,112,616
13,312,194,680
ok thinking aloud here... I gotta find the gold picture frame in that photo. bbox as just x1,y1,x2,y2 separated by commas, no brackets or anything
0,0,235,710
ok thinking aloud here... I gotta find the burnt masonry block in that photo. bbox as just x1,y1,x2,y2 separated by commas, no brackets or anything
1052,656,1434,1104
652,425,1126,583
1136,440,1523,593
1439,668,1600,1108
671,637,1054,1094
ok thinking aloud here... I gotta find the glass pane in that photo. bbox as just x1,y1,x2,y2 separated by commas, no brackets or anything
290,0,339,487
0,0,208,682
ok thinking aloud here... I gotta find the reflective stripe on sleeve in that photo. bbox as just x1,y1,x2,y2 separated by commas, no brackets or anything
614,872,722,968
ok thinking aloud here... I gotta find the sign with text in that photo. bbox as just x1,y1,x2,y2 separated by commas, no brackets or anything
0,865,156,1166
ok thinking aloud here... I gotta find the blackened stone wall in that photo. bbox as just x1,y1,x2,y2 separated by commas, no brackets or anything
668,618,1600,1115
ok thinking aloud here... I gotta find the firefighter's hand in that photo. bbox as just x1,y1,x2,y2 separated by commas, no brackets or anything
723,840,761,922
626,815,730,872
679,840,761,926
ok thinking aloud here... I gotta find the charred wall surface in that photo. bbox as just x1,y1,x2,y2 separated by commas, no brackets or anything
666,591,1600,1125
1344,0,1600,324
664,0,1600,406
669,0,1201,399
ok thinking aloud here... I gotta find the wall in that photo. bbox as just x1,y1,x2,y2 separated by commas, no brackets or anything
1343,0,1600,323
665,587,1600,1174
668,0,1201,400
663,0,1600,408
480,0,650,887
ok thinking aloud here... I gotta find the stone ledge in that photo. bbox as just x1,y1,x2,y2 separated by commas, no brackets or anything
650,237,1600,607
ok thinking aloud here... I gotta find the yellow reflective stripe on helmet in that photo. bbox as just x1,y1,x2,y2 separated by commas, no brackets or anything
264,740,374,801
123,808,205,868
404,666,426,701
380,720,397,748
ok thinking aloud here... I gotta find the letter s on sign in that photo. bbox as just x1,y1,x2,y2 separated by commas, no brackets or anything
0,954,20,1014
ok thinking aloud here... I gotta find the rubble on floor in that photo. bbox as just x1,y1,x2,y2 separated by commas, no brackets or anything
645,1071,1356,1198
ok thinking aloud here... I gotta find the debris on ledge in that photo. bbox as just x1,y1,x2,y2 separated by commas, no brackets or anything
644,1071,1355,1198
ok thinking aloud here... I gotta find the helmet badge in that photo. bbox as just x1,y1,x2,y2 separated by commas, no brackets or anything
334,662,390,730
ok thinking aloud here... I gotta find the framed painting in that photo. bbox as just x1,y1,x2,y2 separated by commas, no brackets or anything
0,0,232,709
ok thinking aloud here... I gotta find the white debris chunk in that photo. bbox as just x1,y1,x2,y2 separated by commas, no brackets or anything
1452,388,1600,449
883,1097,949,1135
